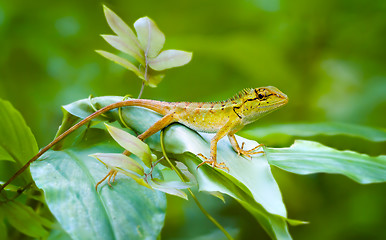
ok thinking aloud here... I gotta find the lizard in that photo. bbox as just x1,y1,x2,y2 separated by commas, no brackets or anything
0,86,288,192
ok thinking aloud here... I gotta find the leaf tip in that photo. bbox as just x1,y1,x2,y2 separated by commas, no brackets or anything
103,5,112,14
104,122,111,130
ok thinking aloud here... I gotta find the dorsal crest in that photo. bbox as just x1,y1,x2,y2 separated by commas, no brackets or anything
228,88,253,102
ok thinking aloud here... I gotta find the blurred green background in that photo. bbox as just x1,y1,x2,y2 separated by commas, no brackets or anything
0,0,385,239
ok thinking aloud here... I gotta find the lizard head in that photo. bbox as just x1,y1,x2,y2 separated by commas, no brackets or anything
235,86,288,124
253,86,288,107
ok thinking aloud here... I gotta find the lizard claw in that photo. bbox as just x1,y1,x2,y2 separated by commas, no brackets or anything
95,169,118,191
196,153,229,172
237,143,265,159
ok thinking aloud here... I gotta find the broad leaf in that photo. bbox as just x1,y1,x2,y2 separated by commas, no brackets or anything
134,17,165,58
96,50,143,77
266,140,386,184
242,122,386,142
101,35,145,65
0,98,38,184
30,136,166,240
149,50,192,71
103,5,142,53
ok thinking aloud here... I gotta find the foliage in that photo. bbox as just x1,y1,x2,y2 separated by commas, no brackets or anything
2,93,385,239
266,140,386,184
0,99,37,185
242,122,386,143
97,6,192,89
31,143,166,240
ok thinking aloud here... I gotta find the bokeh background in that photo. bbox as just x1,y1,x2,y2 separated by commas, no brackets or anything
0,0,385,239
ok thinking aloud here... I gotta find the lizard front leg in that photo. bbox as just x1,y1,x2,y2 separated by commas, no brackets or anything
196,121,237,171
228,134,264,159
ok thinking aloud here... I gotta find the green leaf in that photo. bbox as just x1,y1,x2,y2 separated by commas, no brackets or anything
101,35,145,65
105,124,154,168
150,179,188,200
89,153,145,176
242,122,386,142
147,72,165,88
61,96,121,124
95,50,143,77
134,17,165,58
0,98,38,183
149,50,192,71
266,140,386,184
103,5,142,53
1,201,52,238
30,138,166,240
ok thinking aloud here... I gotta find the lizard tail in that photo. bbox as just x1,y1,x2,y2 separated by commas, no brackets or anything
0,98,171,193
118,99,172,115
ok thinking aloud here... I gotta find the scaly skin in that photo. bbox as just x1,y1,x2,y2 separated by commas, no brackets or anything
0,86,288,192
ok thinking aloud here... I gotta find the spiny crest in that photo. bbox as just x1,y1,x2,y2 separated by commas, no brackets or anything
228,88,253,102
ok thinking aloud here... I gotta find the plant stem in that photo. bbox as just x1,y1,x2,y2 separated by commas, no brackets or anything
138,45,149,99
137,81,145,99
160,130,234,240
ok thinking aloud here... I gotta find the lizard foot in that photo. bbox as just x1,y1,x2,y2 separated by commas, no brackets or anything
237,142,265,159
196,153,229,172
95,169,118,191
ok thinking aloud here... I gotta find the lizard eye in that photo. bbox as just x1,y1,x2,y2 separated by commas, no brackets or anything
257,93,264,100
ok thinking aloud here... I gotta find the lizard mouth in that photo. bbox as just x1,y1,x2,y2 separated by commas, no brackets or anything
274,93,289,106
259,98,288,110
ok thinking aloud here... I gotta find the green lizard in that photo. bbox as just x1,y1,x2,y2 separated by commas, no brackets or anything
0,86,288,192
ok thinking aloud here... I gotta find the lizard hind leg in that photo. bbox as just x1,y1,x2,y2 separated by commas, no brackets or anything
95,169,118,191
